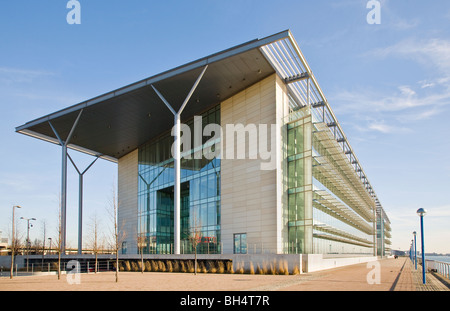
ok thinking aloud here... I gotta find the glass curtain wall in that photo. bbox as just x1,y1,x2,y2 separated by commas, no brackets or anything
138,105,221,254
287,107,313,254
286,105,373,255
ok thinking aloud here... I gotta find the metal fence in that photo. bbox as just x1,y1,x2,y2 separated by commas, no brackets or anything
425,259,450,280
0,258,117,277
0,256,236,277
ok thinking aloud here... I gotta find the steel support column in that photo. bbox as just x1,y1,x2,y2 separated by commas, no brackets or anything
49,109,83,253
151,65,208,255
173,113,181,254
68,154,99,254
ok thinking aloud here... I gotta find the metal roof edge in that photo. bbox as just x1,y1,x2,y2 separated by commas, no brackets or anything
16,128,118,163
15,30,291,132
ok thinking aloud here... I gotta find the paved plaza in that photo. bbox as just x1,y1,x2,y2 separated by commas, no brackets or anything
0,257,448,291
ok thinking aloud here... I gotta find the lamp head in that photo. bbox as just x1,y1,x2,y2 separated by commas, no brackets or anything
416,208,427,217
413,231,416,236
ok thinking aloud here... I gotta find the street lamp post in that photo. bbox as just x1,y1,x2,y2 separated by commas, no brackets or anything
413,231,417,270
20,217,36,272
417,208,427,285
10,205,21,279
411,240,413,262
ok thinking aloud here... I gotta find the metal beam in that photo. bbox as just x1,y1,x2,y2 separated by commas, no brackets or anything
68,153,99,254
284,72,309,84
312,101,325,108
151,85,176,115
179,65,208,114
150,65,208,255
48,109,84,253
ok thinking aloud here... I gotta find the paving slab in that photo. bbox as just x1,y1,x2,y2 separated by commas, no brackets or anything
0,257,448,292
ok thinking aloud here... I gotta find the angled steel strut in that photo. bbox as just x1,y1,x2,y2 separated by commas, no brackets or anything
151,65,208,255
48,109,83,253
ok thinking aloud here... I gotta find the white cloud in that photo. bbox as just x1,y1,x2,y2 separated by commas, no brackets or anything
0,67,55,84
369,37,450,75
425,205,450,218
332,84,450,114
330,36,450,133
398,85,416,97
397,107,441,122
367,122,410,134
391,18,420,30
418,80,435,89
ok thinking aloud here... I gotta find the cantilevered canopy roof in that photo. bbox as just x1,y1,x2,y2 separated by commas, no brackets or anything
16,29,387,220
16,30,298,162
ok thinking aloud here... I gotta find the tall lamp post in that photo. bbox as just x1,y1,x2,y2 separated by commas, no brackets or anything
20,217,36,272
10,205,21,279
410,240,413,262
409,242,411,261
417,208,427,285
413,231,417,270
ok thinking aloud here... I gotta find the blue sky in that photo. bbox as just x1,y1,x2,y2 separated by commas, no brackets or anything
0,0,449,253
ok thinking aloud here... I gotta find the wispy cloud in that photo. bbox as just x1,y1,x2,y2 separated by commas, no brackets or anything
368,37,450,74
418,80,435,89
368,122,411,134
352,118,411,134
427,205,450,218
332,85,450,113
391,18,420,30
397,107,442,122
331,36,450,133
0,67,55,84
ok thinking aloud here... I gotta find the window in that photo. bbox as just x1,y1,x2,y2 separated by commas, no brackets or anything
138,104,221,254
121,241,127,254
234,233,247,254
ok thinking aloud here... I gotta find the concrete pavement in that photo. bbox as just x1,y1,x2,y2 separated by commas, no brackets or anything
276,257,449,291
0,257,448,291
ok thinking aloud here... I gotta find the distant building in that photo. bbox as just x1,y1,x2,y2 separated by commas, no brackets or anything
0,230,8,251
16,30,391,258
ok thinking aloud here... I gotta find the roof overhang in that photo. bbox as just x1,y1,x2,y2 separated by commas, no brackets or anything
15,30,298,162
15,29,388,220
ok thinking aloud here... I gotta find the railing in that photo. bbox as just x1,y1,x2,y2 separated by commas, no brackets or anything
425,259,450,280
0,258,117,277
0,256,237,276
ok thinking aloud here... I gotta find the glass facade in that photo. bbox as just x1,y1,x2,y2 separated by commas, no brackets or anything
287,105,374,255
137,105,221,254
287,111,313,254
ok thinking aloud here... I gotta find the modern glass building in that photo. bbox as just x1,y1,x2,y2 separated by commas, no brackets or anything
16,30,391,258
137,105,221,254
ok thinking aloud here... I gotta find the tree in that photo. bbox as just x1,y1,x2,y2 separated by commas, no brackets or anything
9,217,23,278
55,207,63,280
41,220,47,269
87,214,101,273
107,186,126,282
187,208,202,275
